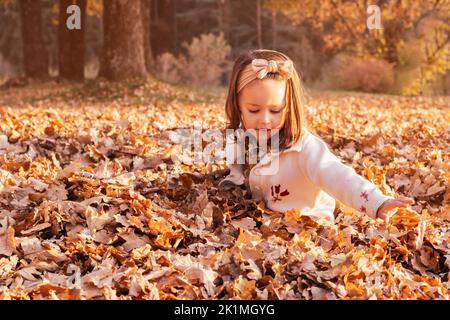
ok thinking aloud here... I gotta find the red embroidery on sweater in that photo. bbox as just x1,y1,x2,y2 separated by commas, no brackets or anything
359,205,367,213
271,184,289,202
360,191,369,201
275,184,280,194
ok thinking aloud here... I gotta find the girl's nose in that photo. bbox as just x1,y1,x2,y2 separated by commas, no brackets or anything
260,111,271,126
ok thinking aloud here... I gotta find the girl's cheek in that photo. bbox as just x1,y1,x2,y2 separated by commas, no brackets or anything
279,110,289,127
274,114,286,128
241,113,254,128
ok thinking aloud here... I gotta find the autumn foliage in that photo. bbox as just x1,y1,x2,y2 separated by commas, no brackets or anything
0,79,449,299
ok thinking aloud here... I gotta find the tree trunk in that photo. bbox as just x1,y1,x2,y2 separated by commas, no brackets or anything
58,0,86,80
256,0,262,48
141,0,153,73
151,0,176,57
100,0,147,80
19,0,48,78
217,0,231,45
172,0,178,55
271,10,277,49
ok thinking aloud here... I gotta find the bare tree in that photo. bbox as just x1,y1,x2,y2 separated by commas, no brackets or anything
256,0,262,48
151,0,176,57
142,0,154,72
58,0,86,80
271,9,277,49
100,0,147,80
217,0,231,46
19,0,48,78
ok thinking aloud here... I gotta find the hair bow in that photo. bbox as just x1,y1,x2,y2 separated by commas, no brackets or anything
252,58,293,80
237,58,294,93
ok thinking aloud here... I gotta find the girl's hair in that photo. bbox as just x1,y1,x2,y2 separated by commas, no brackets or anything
225,49,308,151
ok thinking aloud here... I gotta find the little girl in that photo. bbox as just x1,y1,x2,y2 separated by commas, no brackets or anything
219,49,414,222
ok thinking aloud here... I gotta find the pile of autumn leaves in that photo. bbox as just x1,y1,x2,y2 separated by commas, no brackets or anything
0,80,449,299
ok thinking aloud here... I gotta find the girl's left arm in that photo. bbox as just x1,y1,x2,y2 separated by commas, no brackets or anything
299,134,413,219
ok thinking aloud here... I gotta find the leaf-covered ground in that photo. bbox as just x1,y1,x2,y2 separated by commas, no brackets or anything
0,78,449,300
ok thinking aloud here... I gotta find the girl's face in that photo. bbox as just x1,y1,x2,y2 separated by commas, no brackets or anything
238,78,287,141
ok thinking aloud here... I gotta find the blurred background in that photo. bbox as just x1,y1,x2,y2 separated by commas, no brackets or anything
0,0,448,95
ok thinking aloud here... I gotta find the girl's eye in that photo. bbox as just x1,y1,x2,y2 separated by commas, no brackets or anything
249,110,259,113
271,109,283,114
